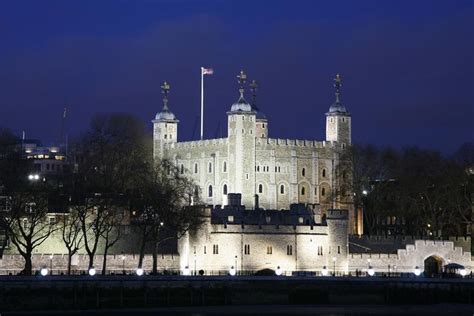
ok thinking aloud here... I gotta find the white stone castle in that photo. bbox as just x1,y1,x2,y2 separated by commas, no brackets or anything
0,72,471,277
153,72,355,228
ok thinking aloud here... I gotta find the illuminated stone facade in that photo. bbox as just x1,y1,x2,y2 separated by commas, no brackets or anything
152,73,356,232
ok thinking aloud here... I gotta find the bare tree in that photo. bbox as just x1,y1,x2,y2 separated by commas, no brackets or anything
135,159,202,273
59,209,83,275
100,207,124,275
4,191,57,275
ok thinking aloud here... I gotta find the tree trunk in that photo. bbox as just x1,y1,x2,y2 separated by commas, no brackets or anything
152,239,158,274
67,249,73,275
102,246,109,275
23,252,33,276
138,228,147,269
87,252,94,269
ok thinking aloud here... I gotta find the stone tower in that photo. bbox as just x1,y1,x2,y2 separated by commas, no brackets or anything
326,74,351,147
227,71,257,208
152,81,179,160
326,209,349,274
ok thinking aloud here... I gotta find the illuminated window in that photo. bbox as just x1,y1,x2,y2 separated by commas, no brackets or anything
228,215,234,223
258,184,263,193
208,185,213,197
287,245,293,255
266,246,272,255
244,244,250,255
280,185,285,194
223,184,228,195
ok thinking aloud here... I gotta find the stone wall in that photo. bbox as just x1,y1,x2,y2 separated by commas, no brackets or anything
0,253,179,275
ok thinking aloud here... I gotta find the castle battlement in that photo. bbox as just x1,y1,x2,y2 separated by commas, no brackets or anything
258,138,334,148
168,137,228,149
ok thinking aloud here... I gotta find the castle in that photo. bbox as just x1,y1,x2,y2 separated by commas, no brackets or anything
0,72,471,277
152,72,356,231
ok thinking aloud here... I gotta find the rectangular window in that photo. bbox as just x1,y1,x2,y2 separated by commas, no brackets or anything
337,246,341,254
287,245,293,255
213,244,219,254
244,244,250,255
266,246,272,255
204,246,207,254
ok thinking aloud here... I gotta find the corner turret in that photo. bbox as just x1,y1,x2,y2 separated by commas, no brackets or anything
152,81,179,160
326,74,351,148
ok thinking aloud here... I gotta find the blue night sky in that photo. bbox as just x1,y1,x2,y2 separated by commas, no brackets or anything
0,0,472,154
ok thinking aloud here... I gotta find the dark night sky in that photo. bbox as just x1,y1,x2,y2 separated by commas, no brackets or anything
0,0,472,154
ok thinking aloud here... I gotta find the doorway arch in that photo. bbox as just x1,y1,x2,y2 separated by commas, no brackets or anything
424,255,443,277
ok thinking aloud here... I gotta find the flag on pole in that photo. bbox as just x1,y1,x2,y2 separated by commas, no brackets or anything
202,67,214,75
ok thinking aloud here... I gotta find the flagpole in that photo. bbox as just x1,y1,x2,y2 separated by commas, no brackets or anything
200,67,204,140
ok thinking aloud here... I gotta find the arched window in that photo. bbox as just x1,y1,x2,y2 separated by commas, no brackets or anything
322,169,326,178
302,168,306,177
194,186,199,197
208,162,212,173
301,187,305,195
208,185,213,197
257,166,260,172
194,163,198,174
258,184,263,194
223,161,227,172
280,185,285,194
180,164,184,174
321,187,326,196
223,184,228,195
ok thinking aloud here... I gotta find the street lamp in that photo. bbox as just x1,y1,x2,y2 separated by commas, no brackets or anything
275,266,283,276
362,190,368,196
88,267,96,276
332,257,336,276
229,266,236,276
183,266,190,276
414,266,421,276
136,268,144,276
321,266,329,276
367,266,375,276
40,267,48,276
459,269,467,277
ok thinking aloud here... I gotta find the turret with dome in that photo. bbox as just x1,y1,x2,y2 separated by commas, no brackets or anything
152,81,179,159
325,74,351,146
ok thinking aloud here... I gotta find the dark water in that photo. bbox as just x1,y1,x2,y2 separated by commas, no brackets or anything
4,305,474,316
